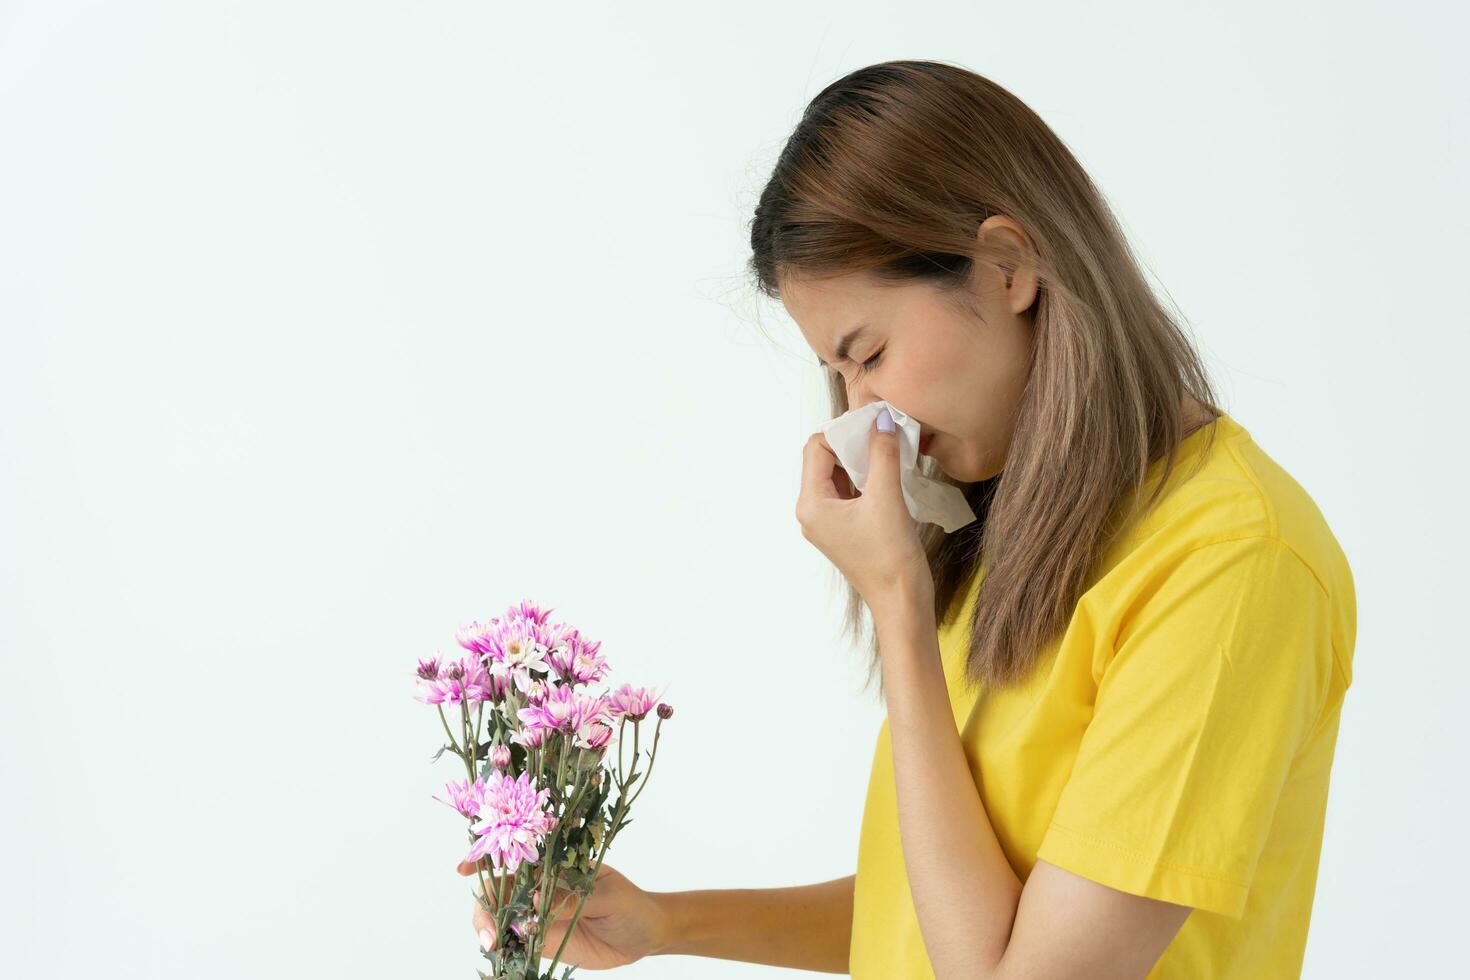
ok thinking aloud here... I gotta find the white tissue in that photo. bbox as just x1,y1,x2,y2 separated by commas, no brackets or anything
817,400,978,533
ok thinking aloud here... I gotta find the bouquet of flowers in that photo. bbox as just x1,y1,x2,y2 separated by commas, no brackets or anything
413,599,672,979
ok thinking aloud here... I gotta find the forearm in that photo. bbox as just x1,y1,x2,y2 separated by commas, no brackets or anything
877,592,1021,977
648,873,854,973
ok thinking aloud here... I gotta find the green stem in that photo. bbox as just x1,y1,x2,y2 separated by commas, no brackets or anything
458,703,499,924
436,705,463,759
462,700,479,779
624,717,664,809
467,832,499,917
536,764,594,927
526,735,575,968
546,717,664,975
546,764,632,978
616,716,628,784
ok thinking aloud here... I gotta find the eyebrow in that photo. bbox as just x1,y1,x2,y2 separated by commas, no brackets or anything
815,324,870,368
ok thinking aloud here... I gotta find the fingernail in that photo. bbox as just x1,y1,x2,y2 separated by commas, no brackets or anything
876,407,895,433
479,929,495,951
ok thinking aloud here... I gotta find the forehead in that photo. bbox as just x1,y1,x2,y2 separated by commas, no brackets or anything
779,270,874,318
779,272,883,365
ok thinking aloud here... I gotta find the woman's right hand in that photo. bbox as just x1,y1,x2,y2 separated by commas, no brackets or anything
458,858,670,969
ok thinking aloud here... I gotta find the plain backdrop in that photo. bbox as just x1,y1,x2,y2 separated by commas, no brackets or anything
1,2,1465,977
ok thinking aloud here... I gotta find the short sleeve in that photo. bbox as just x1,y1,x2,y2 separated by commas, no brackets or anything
1035,535,1333,918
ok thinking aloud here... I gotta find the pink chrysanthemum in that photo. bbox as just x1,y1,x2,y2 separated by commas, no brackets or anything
511,724,548,749
518,676,548,704
514,681,576,732
571,694,620,751
465,770,555,873
459,600,553,655
489,744,512,770
486,668,512,702
488,618,552,693
582,721,614,751
447,600,611,705
433,776,487,820
504,599,554,627
454,619,501,657
516,682,612,744
414,654,492,707
545,626,610,686
569,644,610,685
606,682,665,722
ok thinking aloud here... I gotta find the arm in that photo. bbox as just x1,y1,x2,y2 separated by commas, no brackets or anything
875,587,1190,978
647,873,855,974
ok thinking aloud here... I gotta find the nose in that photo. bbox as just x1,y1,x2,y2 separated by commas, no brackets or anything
850,392,909,432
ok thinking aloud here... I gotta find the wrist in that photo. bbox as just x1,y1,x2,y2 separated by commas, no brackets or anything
870,575,935,637
646,889,685,957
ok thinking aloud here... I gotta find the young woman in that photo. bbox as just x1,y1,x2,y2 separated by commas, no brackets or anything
459,60,1356,979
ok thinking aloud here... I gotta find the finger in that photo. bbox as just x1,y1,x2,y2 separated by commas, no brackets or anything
463,868,579,914
830,448,856,498
801,432,849,502
458,857,515,882
472,901,493,932
865,412,903,496
549,887,584,916
459,860,501,891
812,431,858,498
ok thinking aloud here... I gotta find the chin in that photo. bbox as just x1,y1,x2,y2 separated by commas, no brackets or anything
943,452,1000,484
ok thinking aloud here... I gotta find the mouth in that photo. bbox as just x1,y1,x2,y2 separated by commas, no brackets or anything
919,430,936,454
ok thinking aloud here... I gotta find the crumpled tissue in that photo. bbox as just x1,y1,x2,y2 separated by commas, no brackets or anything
816,399,977,533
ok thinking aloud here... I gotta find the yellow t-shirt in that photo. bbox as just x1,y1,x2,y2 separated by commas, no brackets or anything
849,412,1356,979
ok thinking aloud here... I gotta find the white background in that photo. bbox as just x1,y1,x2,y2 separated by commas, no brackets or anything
1,2,1464,977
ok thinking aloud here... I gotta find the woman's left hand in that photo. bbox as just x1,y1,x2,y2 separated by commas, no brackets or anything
796,409,935,622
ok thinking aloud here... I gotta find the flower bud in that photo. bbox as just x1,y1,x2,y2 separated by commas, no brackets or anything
489,671,512,700
490,744,512,770
656,702,673,720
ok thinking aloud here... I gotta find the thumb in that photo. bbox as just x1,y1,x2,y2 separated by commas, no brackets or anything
867,407,904,495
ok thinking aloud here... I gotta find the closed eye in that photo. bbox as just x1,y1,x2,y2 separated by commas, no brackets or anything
856,348,883,377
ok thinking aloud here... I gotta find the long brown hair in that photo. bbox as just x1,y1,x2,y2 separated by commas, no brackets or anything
747,60,1223,700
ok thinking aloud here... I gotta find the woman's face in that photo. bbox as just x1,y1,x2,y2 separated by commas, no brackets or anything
780,229,1039,483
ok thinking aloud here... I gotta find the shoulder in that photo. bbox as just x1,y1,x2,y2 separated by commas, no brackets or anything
1084,414,1356,688
1104,414,1352,605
